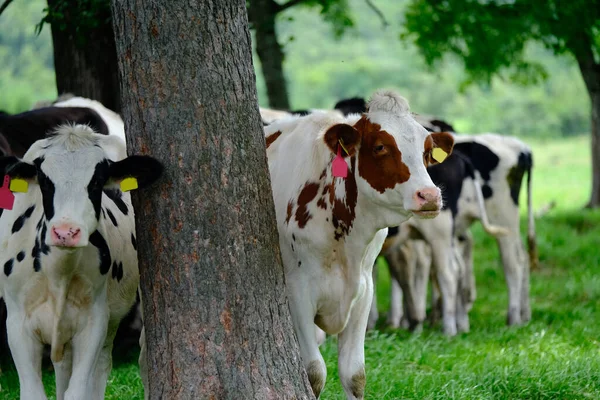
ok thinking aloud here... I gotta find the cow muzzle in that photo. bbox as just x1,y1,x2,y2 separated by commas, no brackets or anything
410,187,442,219
50,223,83,247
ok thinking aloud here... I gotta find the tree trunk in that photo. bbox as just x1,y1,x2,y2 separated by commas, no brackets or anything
575,48,600,208
47,0,121,112
248,0,291,109
111,1,314,399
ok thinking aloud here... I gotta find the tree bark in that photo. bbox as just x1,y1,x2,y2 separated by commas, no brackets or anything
248,0,291,109
111,1,314,399
47,0,121,112
575,47,600,208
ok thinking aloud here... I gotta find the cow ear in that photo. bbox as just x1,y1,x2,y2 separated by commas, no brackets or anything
3,158,37,180
427,132,454,165
323,124,361,157
106,155,164,190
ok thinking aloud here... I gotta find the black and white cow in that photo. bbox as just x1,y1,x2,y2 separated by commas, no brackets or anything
0,107,110,157
372,133,535,334
0,124,162,400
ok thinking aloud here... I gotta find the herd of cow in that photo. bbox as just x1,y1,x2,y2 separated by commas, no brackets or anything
0,90,536,399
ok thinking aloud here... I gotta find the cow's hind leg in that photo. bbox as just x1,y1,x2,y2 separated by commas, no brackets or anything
497,235,523,325
6,315,46,400
54,343,73,400
338,277,373,400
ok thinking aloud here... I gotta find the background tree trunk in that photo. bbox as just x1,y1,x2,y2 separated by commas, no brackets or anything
47,0,121,112
248,0,291,109
575,49,600,208
111,1,314,399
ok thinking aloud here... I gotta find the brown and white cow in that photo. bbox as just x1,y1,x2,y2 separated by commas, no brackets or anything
264,90,454,399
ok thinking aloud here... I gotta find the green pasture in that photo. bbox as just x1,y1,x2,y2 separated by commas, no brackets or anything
1,135,598,399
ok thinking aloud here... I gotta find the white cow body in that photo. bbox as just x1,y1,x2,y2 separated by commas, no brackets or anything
264,90,454,399
0,125,161,400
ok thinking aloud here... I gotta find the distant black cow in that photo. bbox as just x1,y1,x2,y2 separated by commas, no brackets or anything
0,107,109,157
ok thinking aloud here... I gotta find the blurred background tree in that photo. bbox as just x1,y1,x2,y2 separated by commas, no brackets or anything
402,0,600,207
0,0,591,140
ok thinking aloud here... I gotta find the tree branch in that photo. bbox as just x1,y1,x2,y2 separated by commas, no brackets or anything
0,0,15,18
365,0,388,28
276,0,308,13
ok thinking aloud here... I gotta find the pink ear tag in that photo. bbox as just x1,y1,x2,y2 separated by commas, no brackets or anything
332,145,348,179
0,175,15,210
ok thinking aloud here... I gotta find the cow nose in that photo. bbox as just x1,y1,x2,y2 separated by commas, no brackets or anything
51,224,82,247
412,187,442,218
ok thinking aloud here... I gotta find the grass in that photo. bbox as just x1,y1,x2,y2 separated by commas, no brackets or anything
1,135,598,399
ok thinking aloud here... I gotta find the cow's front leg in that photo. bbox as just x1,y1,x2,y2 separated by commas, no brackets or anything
54,343,73,400
338,277,373,400
288,284,327,398
6,314,46,400
64,297,109,400
431,244,458,336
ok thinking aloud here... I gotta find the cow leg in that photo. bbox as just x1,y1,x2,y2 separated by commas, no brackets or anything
54,343,73,400
6,315,46,400
453,245,470,333
411,240,431,333
90,329,116,400
497,235,523,325
288,286,326,398
386,278,403,328
431,244,458,336
64,300,109,400
518,242,531,322
458,231,476,310
338,277,372,400
367,262,379,330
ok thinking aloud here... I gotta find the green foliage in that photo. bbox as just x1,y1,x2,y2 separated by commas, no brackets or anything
402,0,600,85
0,136,597,399
35,0,111,44
258,0,590,137
0,0,56,113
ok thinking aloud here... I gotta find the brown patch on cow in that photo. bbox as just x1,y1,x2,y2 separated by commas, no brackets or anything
317,197,327,210
306,360,325,398
295,182,320,228
349,369,366,398
266,130,282,149
323,124,361,156
354,116,410,193
285,201,293,224
332,157,358,240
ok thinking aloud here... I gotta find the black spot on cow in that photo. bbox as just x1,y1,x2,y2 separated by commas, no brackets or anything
90,230,111,275
36,216,43,231
11,205,36,234
105,208,118,227
427,150,475,218
334,97,367,116
298,261,302,267
4,259,14,276
16,251,25,262
33,158,56,220
453,142,500,199
507,151,532,206
101,209,107,219
39,223,50,255
429,119,456,133
111,260,124,282
32,239,41,272
103,189,128,215
131,233,137,250
292,234,296,242
291,243,295,252
88,160,110,219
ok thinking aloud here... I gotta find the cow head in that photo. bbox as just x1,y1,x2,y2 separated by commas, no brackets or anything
323,90,454,224
0,124,163,248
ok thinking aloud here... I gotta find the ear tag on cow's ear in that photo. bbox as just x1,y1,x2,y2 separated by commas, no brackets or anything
9,178,28,193
0,175,15,210
120,177,138,192
432,148,448,163
332,145,348,179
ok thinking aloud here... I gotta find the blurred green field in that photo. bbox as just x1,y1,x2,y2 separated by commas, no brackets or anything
1,135,598,399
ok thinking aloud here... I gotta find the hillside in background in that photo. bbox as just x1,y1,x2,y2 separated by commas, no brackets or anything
1,0,590,137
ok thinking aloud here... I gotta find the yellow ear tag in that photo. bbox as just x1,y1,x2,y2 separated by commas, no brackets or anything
432,148,448,163
120,177,138,192
9,178,29,193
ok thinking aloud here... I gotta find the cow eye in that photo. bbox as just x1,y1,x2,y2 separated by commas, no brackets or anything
373,144,386,154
